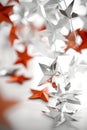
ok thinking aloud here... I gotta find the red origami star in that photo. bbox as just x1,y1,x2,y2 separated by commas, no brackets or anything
65,29,87,53
14,46,33,67
29,87,50,102
7,74,31,84
0,3,13,24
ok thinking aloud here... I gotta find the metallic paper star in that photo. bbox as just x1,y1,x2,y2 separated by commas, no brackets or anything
56,90,81,106
40,21,66,46
43,106,79,128
39,58,59,85
54,111,78,127
42,106,60,119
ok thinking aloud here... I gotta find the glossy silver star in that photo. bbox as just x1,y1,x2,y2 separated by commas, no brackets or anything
56,90,81,106
40,20,67,46
39,58,59,85
43,106,78,128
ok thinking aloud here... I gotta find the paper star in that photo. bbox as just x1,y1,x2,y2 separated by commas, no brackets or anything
56,90,81,106
42,106,59,119
29,87,50,102
7,74,31,84
65,29,87,53
0,92,18,127
14,46,33,67
19,0,44,20
40,21,66,46
43,106,78,128
39,58,59,85
0,3,13,24
54,111,78,127
8,25,19,46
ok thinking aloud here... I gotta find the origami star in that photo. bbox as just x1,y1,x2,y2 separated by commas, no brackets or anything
56,90,81,107
40,21,66,46
43,106,78,128
65,29,87,53
39,58,59,85
54,111,78,127
7,74,31,84
0,3,13,24
42,106,59,119
14,46,33,67
0,92,18,127
29,87,50,102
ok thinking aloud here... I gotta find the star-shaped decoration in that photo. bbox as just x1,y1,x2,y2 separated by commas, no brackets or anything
17,0,45,22
65,29,87,53
29,87,50,102
7,74,31,84
40,21,66,46
42,106,59,119
54,111,78,127
43,106,78,128
0,3,13,24
14,46,33,67
8,25,19,46
39,58,59,85
0,92,18,127
56,90,81,106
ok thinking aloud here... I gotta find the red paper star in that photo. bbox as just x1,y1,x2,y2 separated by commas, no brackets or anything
14,46,33,67
9,25,19,46
0,92,18,127
7,74,31,84
29,87,50,102
0,3,13,24
65,29,87,53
